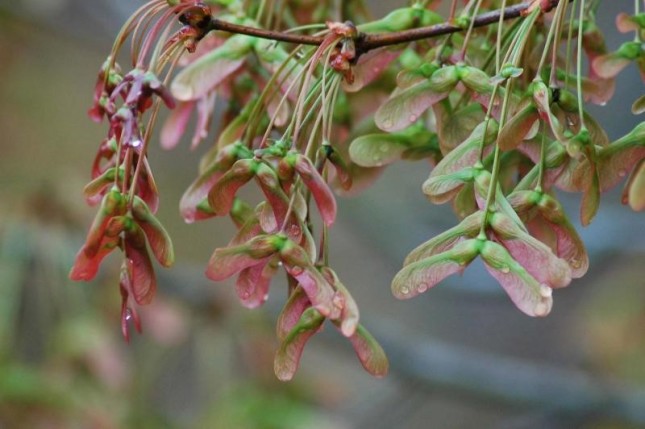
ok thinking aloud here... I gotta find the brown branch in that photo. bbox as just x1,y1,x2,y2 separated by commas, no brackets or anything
207,0,562,54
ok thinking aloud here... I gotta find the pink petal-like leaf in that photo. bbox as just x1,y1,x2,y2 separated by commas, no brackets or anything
254,162,291,227
82,189,127,258
205,234,278,281
321,267,359,337
69,235,120,281
392,239,480,299
497,103,539,151
489,213,572,288
160,101,195,150
434,102,487,154
274,307,325,381
480,241,553,317
422,168,476,204
430,121,498,178
207,158,257,216
131,196,174,267
342,47,401,92
293,154,337,226
235,257,278,308
375,79,449,132
592,53,632,79
276,286,311,341
404,211,484,265
280,240,338,319
349,133,409,167
345,324,389,378
623,158,645,211
124,224,157,305
171,34,253,101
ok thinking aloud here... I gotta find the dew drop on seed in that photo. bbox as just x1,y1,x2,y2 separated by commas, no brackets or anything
417,282,428,293
539,284,552,298
131,139,142,148
534,301,550,317
400,286,410,295
290,265,304,276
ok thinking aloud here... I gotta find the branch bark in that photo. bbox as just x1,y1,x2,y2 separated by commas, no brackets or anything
207,0,562,55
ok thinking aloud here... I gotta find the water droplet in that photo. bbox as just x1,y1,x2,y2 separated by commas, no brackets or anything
400,286,410,295
417,282,429,293
278,261,283,267
382,119,393,129
539,284,552,298
241,290,251,299
130,139,142,148
125,308,133,321
535,303,549,316
290,265,304,276
500,265,510,274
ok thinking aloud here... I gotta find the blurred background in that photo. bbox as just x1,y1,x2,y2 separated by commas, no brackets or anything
0,1,644,428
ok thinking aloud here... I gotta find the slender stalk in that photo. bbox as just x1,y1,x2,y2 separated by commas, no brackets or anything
206,1,566,58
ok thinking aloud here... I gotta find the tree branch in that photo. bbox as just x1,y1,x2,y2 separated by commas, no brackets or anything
207,0,562,54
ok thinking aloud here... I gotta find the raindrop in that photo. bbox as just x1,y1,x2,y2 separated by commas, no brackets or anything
125,308,133,321
382,119,393,129
539,284,552,298
417,282,429,293
500,265,510,274
400,286,410,295
130,139,142,148
289,265,304,276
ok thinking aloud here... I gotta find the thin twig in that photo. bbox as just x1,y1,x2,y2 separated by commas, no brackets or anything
207,1,564,58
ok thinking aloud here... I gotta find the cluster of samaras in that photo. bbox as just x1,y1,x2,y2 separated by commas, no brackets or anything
71,0,644,379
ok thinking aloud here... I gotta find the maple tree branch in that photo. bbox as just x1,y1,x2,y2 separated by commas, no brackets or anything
207,0,562,54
